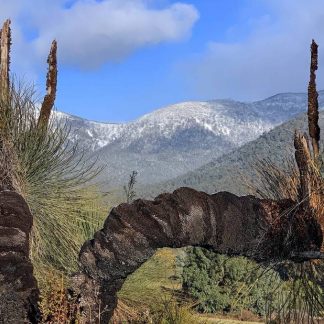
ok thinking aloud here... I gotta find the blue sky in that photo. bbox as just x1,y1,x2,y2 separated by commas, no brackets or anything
1,0,324,122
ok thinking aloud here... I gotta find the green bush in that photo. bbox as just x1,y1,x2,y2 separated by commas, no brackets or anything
182,247,286,316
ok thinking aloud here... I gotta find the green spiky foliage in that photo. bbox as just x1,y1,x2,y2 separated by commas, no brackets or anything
263,260,324,323
0,81,107,274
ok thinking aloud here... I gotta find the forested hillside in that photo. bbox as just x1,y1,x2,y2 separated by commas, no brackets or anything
139,110,324,198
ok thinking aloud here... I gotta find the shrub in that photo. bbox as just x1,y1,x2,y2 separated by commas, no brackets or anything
182,247,286,316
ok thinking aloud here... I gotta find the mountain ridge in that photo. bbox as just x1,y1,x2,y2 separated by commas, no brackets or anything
138,110,324,199
54,90,324,189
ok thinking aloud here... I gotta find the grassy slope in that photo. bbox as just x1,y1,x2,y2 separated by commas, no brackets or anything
118,248,183,307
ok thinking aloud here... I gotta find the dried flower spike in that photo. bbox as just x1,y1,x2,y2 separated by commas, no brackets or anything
308,39,320,159
37,40,57,128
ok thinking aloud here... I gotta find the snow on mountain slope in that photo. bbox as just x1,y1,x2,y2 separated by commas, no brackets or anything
53,110,125,150
119,100,271,148
95,100,274,157
96,90,324,156
139,110,324,199
250,92,316,122
60,90,324,154
53,90,324,189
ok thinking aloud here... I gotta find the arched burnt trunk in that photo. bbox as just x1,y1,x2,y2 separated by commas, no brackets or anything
72,187,323,323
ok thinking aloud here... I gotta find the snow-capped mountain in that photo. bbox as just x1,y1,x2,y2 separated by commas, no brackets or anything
101,100,273,154
55,90,324,190
53,110,125,150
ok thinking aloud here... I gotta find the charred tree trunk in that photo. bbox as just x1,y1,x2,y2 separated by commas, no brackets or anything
0,19,14,191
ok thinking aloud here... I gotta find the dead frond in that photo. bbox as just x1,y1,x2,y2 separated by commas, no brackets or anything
244,156,299,201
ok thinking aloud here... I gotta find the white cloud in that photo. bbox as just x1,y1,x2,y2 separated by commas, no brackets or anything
0,0,198,70
181,0,324,101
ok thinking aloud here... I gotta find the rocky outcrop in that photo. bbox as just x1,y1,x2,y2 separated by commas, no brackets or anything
73,187,323,323
0,191,39,323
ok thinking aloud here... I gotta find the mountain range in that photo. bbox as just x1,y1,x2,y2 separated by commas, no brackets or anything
55,90,324,194
138,110,324,199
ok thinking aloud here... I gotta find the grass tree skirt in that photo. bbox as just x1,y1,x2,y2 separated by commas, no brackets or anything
0,191,40,323
72,187,323,323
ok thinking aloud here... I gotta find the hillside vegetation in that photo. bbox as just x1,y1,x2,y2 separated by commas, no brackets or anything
139,111,324,199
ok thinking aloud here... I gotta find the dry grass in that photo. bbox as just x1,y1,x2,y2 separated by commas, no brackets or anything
243,157,299,201
199,315,262,324
151,296,205,324
38,267,82,323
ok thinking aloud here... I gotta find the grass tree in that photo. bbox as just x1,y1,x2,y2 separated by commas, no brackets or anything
247,40,324,323
0,19,107,276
